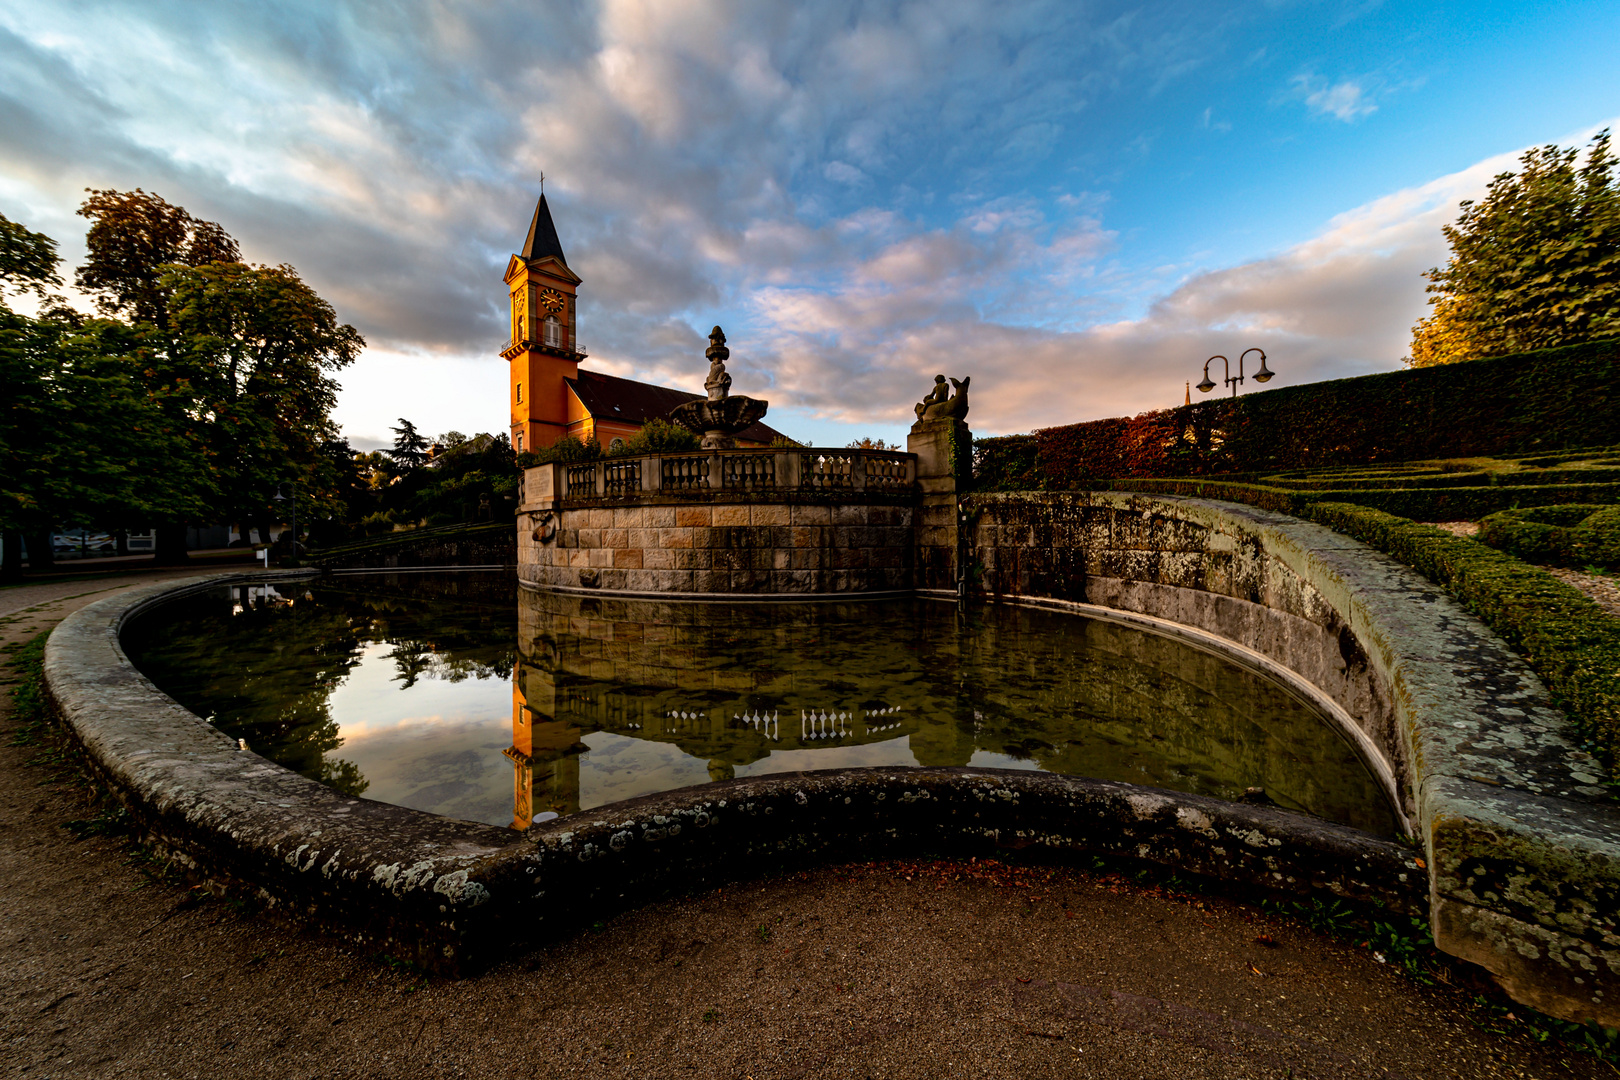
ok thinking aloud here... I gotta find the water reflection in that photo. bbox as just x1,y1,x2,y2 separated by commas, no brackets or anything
123,573,1395,836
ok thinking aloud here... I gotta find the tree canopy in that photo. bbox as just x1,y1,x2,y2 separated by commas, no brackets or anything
1,191,364,570
1411,131,1619,366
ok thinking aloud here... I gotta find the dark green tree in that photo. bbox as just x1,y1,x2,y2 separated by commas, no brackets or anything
1411,130,1620,365
389,418,430,472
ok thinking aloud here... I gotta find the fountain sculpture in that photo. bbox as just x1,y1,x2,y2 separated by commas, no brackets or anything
668,326,770,449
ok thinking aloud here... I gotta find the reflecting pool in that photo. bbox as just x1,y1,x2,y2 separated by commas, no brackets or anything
122,572,1396,835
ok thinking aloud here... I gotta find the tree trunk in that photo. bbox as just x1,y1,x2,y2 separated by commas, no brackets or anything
0,532,22,582
26,529,55,571
115,530,130,557
154,524,190,565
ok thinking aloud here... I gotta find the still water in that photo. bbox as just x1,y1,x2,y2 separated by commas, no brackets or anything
122,572,1395,835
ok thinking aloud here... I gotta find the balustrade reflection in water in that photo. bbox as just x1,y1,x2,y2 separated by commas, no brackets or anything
123,573,1396,836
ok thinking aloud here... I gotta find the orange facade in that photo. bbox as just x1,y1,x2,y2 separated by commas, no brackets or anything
502,249,582,454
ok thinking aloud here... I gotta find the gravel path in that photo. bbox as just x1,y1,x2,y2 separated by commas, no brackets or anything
0,569,1607,1079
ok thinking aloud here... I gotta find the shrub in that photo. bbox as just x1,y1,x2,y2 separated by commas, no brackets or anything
611,418,700,456
1479,504,1620,569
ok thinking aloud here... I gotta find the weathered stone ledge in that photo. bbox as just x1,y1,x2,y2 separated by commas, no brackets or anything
45,568,1422,973
965,492,1620,1025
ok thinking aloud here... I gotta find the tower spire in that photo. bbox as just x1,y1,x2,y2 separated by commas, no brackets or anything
520,193,566,264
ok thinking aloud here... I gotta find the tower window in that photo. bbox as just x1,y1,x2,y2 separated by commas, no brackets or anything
515,433,523,453
516,382,523,403
543,315,562,348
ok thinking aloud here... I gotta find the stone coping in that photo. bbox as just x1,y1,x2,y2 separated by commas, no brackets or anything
44,569,1423,974
966,492,1620,1025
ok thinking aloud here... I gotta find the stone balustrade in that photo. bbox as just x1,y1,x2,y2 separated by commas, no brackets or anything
532,447,916,506
519,447,921,595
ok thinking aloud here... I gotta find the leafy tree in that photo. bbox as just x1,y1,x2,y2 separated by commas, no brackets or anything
846,436,899,451
0,211,207,576
1411,130,1620,365
0,212,62,299
160,259,362,543
75,188,239,329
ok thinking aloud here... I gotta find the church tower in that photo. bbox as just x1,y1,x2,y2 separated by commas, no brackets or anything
501,194,584,453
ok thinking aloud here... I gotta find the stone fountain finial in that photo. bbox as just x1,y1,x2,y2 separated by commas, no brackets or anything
669,325,769,449
705,325,732,401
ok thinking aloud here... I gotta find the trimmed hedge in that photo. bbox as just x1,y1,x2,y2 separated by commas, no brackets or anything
1303,502,1620,785
973,338,1620,489
1107,477,1620,523
1479,505,1620,569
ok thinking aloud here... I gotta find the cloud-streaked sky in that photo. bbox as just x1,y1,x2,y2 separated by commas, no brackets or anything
3,1,1617,448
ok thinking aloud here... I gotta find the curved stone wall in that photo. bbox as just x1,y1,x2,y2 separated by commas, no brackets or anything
964,492,1620,1025
40,489,1620,1025
45,570,1421,976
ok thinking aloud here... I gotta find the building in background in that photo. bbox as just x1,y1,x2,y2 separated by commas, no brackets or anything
500,195,784,454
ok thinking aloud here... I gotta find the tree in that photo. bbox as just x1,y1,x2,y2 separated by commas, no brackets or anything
390,418,430,471
160,259,362,544
0,212,62,299
1410,130,1620,366
75,188,239,330
846,436,899,451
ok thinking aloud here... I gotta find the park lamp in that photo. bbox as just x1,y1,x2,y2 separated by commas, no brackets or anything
1197,348,1273,399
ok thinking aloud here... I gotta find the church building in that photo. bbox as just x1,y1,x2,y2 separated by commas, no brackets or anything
501,195,785,454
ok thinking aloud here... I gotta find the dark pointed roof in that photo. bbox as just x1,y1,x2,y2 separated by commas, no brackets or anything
520,194,566,264
565,370,788,446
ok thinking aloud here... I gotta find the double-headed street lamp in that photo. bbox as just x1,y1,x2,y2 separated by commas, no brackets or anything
1196,347,1274,399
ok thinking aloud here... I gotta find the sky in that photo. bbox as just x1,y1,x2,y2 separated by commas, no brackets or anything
2,1,1617,450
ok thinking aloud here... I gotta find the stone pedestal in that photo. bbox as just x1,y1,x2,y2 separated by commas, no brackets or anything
908,418,971,593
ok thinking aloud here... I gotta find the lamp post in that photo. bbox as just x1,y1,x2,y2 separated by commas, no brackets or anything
1196,347,1274,399
273,484,297,565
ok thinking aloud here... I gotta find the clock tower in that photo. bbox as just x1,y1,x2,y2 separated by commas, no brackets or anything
501,194,584,453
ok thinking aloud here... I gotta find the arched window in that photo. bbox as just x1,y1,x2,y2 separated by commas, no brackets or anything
609,438,626,452
543,315,562,348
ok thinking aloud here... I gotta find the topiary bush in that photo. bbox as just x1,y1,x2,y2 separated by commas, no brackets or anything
1479,504,1620,569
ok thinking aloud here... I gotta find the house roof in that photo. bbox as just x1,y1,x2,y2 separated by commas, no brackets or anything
565,369,789,445
519,194,566,264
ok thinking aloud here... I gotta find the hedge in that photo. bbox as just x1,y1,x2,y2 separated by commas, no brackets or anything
1301,502,1620,784
1105,477,1620,523
1479,505,1620,569
973,337,1620,489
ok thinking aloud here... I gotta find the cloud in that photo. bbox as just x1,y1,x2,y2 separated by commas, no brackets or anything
730,144,1533,436
0,0,1612,450
1293,73,1378,122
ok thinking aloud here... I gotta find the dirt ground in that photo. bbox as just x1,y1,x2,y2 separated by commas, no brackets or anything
0,568,1611,1079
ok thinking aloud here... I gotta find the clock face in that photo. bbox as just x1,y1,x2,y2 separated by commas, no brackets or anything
537,287,565,314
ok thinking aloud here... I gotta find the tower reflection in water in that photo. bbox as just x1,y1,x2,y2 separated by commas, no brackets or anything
122,574,1396,836
503,588,1395,836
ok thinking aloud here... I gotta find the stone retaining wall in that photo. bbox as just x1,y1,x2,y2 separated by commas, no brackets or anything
40,487,1620,1025
39,575,1427,972
517,497,913,594
963,491,1620,1026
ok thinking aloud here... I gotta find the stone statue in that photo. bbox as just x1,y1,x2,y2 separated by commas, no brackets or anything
704,325,732,402
670,325,769,449
914,374,970,422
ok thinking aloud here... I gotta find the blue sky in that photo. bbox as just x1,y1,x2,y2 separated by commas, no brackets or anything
2,0,1617,448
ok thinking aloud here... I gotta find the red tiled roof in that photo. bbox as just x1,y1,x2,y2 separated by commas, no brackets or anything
565,369,789,445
